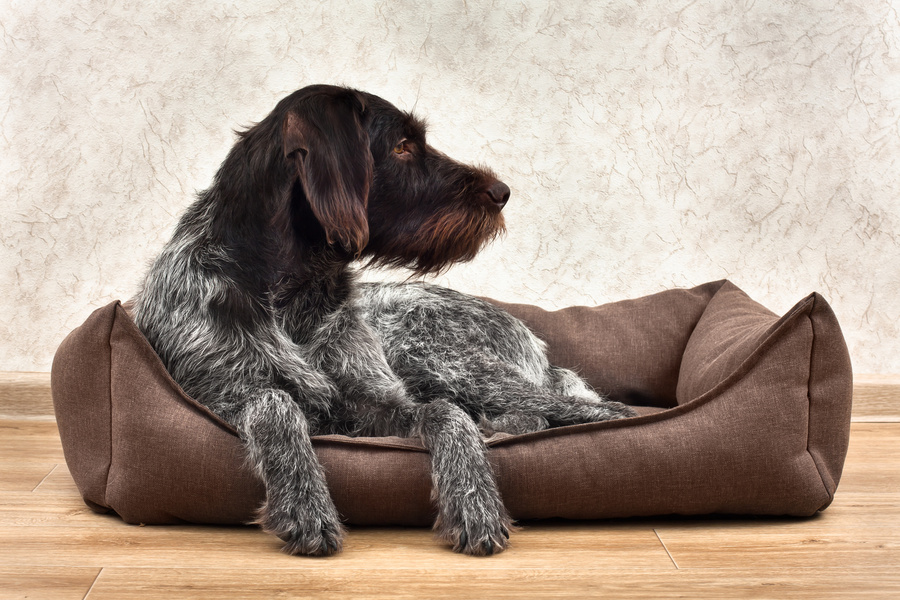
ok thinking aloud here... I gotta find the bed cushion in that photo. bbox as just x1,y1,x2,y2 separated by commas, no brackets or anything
50,280,852,526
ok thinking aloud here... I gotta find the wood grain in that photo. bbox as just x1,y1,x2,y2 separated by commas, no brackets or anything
0,419,65,463
838,422,900,493
0,463,56,492
1,374,898,598
0,372,53,419
655,524,900,569
86,567,900,600
853,374,900,422
0,567,100,600
0,523,674,570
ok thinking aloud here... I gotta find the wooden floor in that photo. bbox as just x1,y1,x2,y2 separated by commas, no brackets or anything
1,373,898,599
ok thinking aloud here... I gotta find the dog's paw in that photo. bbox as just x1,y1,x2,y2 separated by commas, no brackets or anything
277,518,345,557
582,399,637,422
438,513,514,556
257,503,345,556
458,517,513,556
481,411,550,436
434,492,515,556
606,400,638,419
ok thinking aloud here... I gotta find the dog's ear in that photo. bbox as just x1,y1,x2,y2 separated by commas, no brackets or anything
282,90,371,254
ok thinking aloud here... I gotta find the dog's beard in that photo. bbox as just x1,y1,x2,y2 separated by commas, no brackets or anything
362,207,505,276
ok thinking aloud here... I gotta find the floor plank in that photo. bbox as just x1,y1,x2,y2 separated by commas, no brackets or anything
655,524,899,569
0,491,112,527
0,463,57,492
818,492,900,525
0,566,100,600
0,523,674,571
837,422,900,493
31,463,76,494
86,567,900,599
0,372,53,419
0,420,66,464
853,374,900,422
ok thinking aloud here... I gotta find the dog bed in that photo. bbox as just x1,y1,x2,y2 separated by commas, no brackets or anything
50,280,852,526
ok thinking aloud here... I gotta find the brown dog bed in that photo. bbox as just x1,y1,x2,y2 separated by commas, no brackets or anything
50,280,852,526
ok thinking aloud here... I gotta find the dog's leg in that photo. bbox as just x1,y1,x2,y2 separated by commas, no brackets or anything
309,318,515,554
480,387,635,434
297,302,415,434
392,352,635,434
236,388,345,556
415,399,513,556
545,365,637,422
307,325,513,554
480,410,550,435
479,391,634,435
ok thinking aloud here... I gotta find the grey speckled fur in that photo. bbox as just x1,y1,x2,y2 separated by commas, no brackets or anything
131,85,633,558
358,282,635,435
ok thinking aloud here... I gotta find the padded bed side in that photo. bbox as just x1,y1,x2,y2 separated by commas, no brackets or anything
806,293,853,506
488,282,852,520
50,301,118,514
674,282,852,514
105,302,264,524
493,280,727,408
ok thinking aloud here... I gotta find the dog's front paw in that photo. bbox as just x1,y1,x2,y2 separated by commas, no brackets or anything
440,513,513,556
459,517,513,556
257,502,345,556
435,496,514,556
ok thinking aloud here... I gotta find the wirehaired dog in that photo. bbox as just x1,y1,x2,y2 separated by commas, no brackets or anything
133,84,635,557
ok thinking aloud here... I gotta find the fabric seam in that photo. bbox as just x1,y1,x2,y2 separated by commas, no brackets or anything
805,294,836,507
103,301,120,505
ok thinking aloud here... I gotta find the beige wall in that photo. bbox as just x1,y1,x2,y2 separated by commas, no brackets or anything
2,0,899,372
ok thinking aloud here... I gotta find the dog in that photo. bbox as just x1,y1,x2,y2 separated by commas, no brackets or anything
132,84,635,557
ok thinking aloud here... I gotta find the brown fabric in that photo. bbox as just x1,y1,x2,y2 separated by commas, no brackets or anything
50,304,114,514
50,280,852,526
488,281,725,408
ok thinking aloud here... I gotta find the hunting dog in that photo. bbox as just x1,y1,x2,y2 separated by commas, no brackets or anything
133,85,634,557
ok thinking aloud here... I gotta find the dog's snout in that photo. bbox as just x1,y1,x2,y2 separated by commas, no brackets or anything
486,181,510,209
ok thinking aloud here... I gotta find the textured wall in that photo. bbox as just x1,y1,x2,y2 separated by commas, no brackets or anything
2,0,899,373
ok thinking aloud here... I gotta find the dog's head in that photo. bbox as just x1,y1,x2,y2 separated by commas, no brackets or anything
275,85,508,275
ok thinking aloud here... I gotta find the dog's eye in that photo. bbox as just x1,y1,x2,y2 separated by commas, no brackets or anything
392,140,411,155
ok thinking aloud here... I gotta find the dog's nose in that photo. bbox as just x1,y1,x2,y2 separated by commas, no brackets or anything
487,181,510,209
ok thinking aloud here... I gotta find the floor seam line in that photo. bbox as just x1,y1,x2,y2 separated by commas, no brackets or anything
31,464,59,492
654,529,679,570
83,567,104,600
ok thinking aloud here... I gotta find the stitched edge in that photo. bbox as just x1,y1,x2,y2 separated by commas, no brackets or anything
102,302,118,506
805,293,837,509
